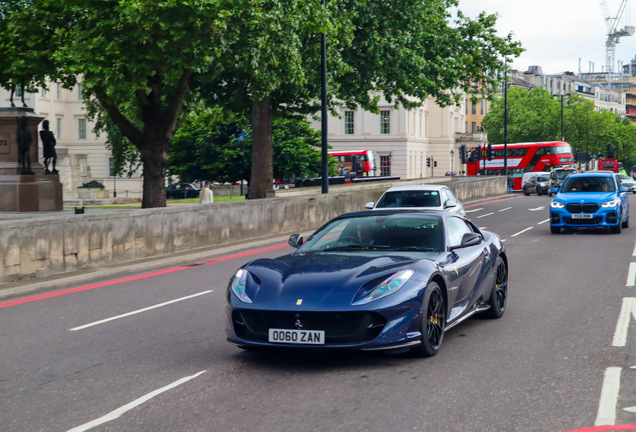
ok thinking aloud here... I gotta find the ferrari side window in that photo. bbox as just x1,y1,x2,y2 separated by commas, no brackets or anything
447,217,472,247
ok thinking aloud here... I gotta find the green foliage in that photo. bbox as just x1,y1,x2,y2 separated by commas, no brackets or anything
168,109,337,184
482,87,636,160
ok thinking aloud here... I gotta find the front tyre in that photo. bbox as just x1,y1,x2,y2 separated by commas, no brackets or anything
550,225,560,234
484,257,507,319
411,282,445,358
623,215,630,228
612,218,622,234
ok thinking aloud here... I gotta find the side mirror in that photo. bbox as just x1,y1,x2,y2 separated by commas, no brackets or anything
288,234,304,249
450,232,482,250
444,200,457,209
551,188,558,194
620,186,628,192
365,202,374,210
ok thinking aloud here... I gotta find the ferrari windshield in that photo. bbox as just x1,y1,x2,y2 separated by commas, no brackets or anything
300,214,444,252
561,176,616,193
375,191,441,208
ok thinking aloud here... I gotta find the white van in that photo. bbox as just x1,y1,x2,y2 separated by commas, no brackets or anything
522,171,550,188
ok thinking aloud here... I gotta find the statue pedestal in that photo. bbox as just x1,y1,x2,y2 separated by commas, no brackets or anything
0,108,63,212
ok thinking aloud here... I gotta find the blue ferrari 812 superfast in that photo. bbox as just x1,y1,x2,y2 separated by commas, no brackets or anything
225,210,508,357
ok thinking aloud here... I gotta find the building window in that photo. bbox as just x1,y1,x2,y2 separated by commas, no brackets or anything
41,87,47,98
380,110,390,134
78,118,87,140
109,158,115,176
605,94,610,102
465,121,468,133
480,100,484,115
471,121,477,132
380,156,391,176
344,111,354,135
57,83,61,100
56,118,62,139
77,83,83,100
471,102,476,115
14,84,23,98
465,99,468,114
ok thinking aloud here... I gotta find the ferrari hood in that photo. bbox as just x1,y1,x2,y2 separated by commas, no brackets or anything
242,252,434,308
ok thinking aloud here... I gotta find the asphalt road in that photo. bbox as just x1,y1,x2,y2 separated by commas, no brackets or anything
2,194,636,432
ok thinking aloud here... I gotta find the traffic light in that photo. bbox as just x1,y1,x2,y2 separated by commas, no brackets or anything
487,143,494,161
606,143,613,158
434,161,438,168
426,157,431,167
460,145,467,164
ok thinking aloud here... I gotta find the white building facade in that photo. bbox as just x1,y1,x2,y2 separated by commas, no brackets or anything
314,96,467,179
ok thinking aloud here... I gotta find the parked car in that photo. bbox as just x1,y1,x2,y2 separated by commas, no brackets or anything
616,173,636,193
522,175,550,196
549,172,629,234
225,210,508,356
166,183,201,199
366,185,466,217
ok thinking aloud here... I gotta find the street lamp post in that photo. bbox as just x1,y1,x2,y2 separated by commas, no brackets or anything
556,93,571,142
503,63,508,178
320,0,329,194
450,149,454,174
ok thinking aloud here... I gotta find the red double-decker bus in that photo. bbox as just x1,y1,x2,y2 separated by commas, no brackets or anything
329,150,377,176
466,141,575,191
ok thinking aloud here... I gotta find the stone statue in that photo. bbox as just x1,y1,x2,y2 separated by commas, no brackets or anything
16,115,34,175
9,82,27,108
40,120,58,174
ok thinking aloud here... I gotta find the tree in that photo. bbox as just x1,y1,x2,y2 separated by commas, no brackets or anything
201,0,523,198
168,109,337,186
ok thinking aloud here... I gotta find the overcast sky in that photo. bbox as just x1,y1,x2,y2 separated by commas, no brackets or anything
457,0,636,75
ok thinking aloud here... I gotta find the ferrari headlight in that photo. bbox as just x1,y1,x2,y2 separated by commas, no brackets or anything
230,269,252,303
602,199,620,208
550,200,565,209
353,270,415,305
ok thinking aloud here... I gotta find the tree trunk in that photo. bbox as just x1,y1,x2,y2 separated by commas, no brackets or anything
248,96,273,199
139,136,169,208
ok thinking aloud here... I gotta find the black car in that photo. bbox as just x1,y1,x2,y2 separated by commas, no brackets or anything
166,183,200,199
522,175,549,196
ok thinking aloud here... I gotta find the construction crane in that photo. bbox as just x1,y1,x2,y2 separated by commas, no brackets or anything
600,0,635,82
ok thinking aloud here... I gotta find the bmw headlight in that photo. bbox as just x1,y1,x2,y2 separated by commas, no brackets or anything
550,200,565,209
352,270,415,305
601,199,620,208
230,269,252,303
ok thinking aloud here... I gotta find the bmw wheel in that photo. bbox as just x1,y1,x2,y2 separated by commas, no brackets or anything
485,257,507,319
536,187,542,196
412,282,445,358
612,216,622,234
550,225,560,234
623,214,630,229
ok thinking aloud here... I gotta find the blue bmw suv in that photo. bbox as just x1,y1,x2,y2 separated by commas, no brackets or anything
549,172,629,234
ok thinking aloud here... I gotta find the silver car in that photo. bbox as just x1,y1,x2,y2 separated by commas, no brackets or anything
366,185,466,217
617,173,636,194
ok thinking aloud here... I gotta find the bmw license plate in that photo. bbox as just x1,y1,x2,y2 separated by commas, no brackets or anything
571,214,593,219
268,329,325,345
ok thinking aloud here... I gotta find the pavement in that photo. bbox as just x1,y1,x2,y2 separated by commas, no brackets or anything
2,193,636,431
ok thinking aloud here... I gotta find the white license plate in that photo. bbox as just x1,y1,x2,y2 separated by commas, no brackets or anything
268,329,325,345
571,214,593,219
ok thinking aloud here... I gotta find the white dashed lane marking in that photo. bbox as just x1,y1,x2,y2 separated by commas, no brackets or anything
537,219,550,225
465,208,483,213
632,241,636,256
595,367,622,426
498,207,512,212
70,291,213,331
511,227,533,237
528,206,545,211
613,298,636,347
476,212,494,219
628,263,636,287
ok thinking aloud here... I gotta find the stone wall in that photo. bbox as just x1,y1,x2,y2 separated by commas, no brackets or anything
0,176,505,283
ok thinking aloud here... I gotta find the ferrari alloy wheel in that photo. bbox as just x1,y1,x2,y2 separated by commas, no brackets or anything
412,282,445,357
485,257,507,319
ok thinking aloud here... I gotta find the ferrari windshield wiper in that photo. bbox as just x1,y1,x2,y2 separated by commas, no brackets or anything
322,244,391,251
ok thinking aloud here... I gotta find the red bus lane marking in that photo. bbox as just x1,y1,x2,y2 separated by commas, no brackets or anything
559,425,636,432
464,195,524,209
0,243,290,309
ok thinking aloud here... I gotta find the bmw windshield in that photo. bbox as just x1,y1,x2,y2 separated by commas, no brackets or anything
299,214,444,252
561,176,616,193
